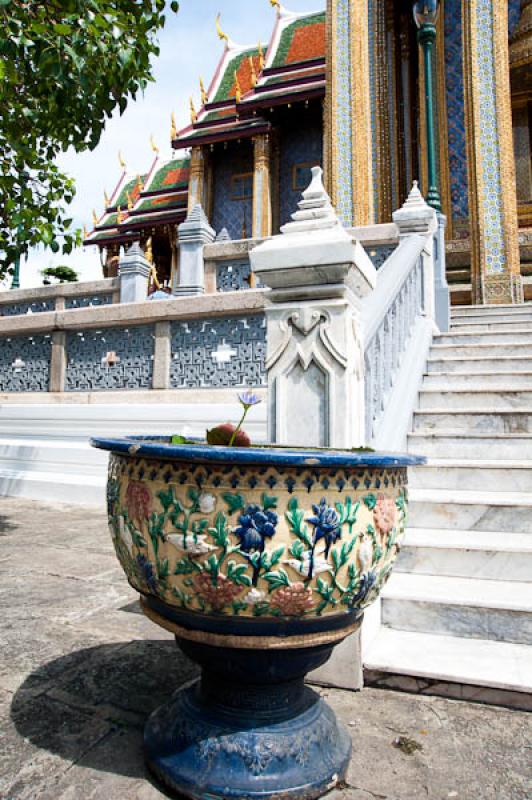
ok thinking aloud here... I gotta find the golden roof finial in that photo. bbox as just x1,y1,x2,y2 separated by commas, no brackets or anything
92,209,99,227
117,206,124,224
249,56,257,88
83,225,88,239
270,0,281,11
258,41,265,72
136,174,144,192
127,191,134,211
215,13,229,45
234,71,242,103
150,134,160,155
171,111,177,139
104,190,110,207
200,77,209,105
190,96,197,123
118,151,126,170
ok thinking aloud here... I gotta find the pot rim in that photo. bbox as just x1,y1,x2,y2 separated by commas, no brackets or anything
91,435,425,468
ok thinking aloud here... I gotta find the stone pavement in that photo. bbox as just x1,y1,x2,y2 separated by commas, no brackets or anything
0,497,530,800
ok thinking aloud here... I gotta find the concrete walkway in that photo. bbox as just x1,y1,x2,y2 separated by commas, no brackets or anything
0,498,530,800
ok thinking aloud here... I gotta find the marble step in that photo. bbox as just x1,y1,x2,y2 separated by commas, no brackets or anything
431,342,532,359
413,410,532,434
436,330,532,346
363,629,532,698
0,438,107,476
409,460,532,493
408,488,532,532
396,528,532,582
381,573,532,645
450,320,532,333
418,389,532,410
422,372,532,389
451,307,532,324
0,466,106,506
408,430,532,458
427,356,532,374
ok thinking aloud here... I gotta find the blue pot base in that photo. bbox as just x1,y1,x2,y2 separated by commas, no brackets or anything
144,682,352,800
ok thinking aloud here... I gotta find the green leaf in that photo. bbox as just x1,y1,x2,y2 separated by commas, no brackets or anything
170,1,179,12
264,569,290,591
268,546,285,568
261,493,278,511
364,494,377,511
208,513,229,549
53,23,73,35
222,493,245,516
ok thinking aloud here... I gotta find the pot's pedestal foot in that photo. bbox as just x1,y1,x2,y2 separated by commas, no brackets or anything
144,682,351,800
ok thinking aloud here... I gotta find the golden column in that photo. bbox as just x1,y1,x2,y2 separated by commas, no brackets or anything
187,146,208,215
462,0,522,304
325,0,374,226
252,134,272,239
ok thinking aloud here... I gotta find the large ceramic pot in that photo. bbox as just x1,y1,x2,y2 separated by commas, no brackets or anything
91,437,422,800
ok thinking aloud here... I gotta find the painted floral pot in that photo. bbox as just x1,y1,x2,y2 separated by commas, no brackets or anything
92,437,422,800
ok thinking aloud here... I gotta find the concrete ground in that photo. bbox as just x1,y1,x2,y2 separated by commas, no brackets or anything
0,497,530,800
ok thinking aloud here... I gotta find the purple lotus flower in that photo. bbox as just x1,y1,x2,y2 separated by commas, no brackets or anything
238,391,262,409
307,498,341,557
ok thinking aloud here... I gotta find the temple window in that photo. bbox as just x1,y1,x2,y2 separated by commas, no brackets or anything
231,173,253,201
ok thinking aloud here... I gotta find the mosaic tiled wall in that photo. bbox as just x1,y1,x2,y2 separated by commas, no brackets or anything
0,299,54,317
279,117,323,227
509,0,522,36
65,294,114,310
332,0,354,225
170,315,266,388
211,141,253,240
0,335,52,392
444,0,469,224
65,325,154,391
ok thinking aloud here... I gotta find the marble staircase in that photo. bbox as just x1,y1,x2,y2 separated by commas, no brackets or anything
364,304,532,708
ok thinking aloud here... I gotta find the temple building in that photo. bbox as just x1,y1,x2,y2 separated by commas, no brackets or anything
85,0,532,305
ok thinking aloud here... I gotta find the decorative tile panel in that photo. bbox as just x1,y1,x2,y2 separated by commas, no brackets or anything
66,294,114,310
509,0,522,36
0,299,54,317
170,315,266,388
331,0,354,226
279,120,323,228
0,335,51,392
216,260,263,292
365,244,397,271
211,142,253,240
65,325,154,391
444,0,469,222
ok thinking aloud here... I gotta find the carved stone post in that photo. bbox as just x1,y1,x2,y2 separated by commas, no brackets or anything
175,205,215,297
119,243,151,304
251,166,377,690
252,134,272,239
187,146,208,215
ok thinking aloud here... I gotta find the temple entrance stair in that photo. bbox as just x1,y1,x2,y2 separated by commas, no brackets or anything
363,303,532,708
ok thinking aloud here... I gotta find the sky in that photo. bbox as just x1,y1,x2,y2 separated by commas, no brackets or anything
20,0,325,289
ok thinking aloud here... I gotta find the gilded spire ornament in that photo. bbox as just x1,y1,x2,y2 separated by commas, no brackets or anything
234,71,242,103
136,175,144,194
145,236,154,264
200,77,209,105
170,112,177,139
127,191,133,211
258,41,265,72
83,225,88,239
118,151,126,170
150,134,160,155
117,206,124,224
190,97,198,123
270,0,281,12
104,190,110,208
215,13,229,45
92,209,98,227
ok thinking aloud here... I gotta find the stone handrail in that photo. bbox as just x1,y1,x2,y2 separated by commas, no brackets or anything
0,277,120,316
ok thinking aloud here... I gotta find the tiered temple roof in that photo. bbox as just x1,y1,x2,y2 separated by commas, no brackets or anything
84,3,325,249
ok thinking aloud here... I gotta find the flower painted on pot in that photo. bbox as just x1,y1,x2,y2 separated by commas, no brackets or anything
136,554,158,594
244,587,267,606
348,571,377,610
198,493,217,515
270,583,314,616
235,506,278,553
126,481,152,524
373,494,397,536
167,533,216,556
285,551,331,578
357,534,373,574
106,478,120,517
307,499,342,559
193,573,243,611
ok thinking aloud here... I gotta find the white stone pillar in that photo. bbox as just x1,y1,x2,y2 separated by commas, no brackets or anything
175,204,216,297
250,167,377,690
119,243,151,304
